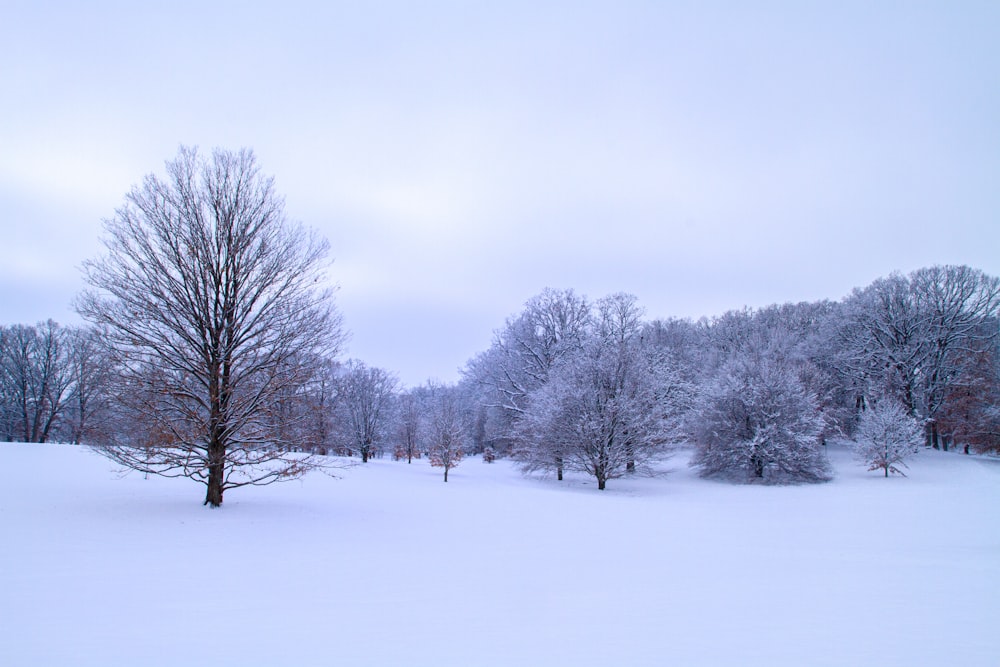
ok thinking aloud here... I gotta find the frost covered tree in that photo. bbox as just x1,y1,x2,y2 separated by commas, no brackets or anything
423,383,465,482
77,147,343,506
835,266,1000,450
690,337,830,484
835,274,925,417
483,287,590,412
910,265,1000,449
518,294,683,489
335,360,398,462
853,399,924,477
464,288,590,453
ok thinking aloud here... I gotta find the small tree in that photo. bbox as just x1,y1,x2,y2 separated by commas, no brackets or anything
424,384,465,482
854,400,924,477
428,438,463,482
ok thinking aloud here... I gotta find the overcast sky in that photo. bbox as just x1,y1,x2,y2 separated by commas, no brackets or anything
2,1,998,386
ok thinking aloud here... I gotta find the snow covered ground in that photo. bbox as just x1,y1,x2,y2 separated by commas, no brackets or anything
1,442,997,666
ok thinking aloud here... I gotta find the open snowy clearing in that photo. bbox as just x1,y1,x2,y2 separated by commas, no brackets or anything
1,443,997,666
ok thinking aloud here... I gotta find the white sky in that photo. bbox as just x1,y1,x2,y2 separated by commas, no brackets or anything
2,1,998,386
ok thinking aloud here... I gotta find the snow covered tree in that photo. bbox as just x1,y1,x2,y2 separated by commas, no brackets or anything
77,146,343,506
517,293,683,490
690,338,830,484
464,288,591,453
835,274,925,417
853,399,924,477
335,360,398,462
909,265,1000,449
423,383,465,482
834,266,1000,450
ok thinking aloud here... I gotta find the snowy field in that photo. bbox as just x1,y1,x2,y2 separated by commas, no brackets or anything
1,443,997,667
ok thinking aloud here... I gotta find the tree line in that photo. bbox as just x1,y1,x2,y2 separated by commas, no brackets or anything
463,270,999,487
6,264,996,492
0,321,108,444
4,146,997,503
0,320,469,486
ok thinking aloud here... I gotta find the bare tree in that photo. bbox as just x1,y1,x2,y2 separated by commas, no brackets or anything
64,326,114,444
394,389,422,463
0,321,75,443
77,146,343,506
936,334,1000,453
335,360,398,462
300,357,341,455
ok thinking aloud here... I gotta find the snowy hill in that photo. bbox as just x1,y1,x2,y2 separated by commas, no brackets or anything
1,443,997,666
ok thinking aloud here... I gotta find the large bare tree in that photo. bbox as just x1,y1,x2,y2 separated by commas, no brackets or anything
78,146,343,506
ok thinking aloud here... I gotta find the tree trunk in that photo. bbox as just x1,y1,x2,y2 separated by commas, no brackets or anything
443,466,449,482
73,401,85,443
205,443,225,507
598,476,606,490
933,422,947,451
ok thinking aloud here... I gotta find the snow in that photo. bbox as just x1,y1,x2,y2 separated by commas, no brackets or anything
1,443,997,666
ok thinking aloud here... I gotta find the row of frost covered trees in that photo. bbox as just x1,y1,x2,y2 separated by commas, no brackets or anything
5,146,998,503
462,270,1000,487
